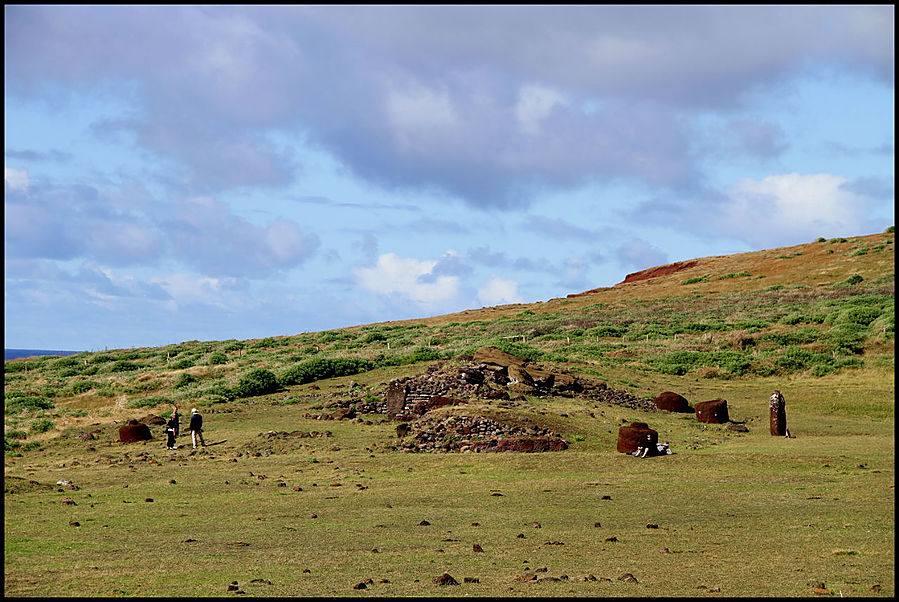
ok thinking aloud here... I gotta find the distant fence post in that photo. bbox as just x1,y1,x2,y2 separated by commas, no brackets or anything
769,390,786,436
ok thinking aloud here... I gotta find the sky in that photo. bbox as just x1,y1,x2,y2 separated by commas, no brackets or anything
4,5,895,351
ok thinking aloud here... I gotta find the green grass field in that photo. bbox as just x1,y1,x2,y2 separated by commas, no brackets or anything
4,231,894,597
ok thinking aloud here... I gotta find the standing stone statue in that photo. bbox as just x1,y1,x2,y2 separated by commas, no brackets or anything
769,390,787,436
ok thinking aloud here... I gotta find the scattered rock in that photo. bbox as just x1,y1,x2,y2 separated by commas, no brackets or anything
69,521,80,527
352,582,367,590
617,573,638,583
433,573,459,586
605,536,618,542
463,577,479,583
61,497,77,505
646,523,659,529
473,544,484,553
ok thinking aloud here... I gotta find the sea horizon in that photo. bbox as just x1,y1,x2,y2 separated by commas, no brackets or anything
5,348,84,361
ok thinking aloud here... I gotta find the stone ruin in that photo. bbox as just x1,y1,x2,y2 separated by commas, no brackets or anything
396,411,567,454
118,419,152,443
308,346,663,454
695,399,729,424
653,391,692,413
617,422,658,454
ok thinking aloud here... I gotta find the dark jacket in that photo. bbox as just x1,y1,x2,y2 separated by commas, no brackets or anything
189,413,203,431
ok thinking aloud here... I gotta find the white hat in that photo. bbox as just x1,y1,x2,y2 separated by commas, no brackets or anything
191,408,198,414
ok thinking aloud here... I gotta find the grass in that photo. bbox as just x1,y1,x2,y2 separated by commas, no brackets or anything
4,230,894,597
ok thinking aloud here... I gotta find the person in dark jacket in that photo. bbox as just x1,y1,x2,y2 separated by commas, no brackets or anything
165,417,177,449
189,408,206,448
170,405,180,438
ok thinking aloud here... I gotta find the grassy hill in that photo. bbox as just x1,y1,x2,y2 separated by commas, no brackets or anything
4,230,894,597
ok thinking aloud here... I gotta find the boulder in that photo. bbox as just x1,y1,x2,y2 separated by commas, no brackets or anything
695,399,729,424
472,346,523,370
653,391,691,413
118,419,152,443
617,422,658,453
412,395,465,417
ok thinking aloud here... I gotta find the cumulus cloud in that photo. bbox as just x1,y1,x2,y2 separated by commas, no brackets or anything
477,275,523,306
355,252,460,308
710,173,878,247
5,166,30,191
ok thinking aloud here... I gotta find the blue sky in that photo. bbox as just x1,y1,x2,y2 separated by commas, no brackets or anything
4,5,894,351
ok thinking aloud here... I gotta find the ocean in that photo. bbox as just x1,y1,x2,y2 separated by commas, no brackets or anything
5,349,84,361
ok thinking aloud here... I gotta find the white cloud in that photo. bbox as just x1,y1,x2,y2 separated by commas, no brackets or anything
150,273,228,308
515,84,567,135
355,252,460,307
716,173,874,247
477,275,523,306
5,167,30,191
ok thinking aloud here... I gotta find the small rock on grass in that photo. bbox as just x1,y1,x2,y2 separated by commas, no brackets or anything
433,573,459,586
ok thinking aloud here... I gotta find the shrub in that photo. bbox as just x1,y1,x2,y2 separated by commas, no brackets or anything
170,358,194,370
127,396,172,409
840,274,864,286
815,237,827,243
885,226,895,233
110,360,141,372
174,373,198,389
6,395,55,414
208,352,228,365
70,381,95,395
682,275,710,285
279,358,374,386
29,418,54,434
235,368,280,397
823,324,867,355
585,325,628,338
760,328,821,346
718,271,751,279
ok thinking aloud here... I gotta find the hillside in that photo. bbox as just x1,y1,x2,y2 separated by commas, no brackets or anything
4,229,895,597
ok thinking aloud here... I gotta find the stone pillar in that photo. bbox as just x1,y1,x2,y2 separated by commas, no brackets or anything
769,390,786,436
385,380,408,420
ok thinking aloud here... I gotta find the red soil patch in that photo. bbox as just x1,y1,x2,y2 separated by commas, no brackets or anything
618,260,699,285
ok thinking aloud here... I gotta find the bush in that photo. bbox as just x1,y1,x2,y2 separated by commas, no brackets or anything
235,368,280,397
885,226,895,233
110,360,141,372
170,358,194,370
126,396,171,409
174,373,198,389
585,325,628,338
5,395,55,414
70,381,95,395
840,274,864,286
279,358,374,387
29,418,54,434
208,352,228,365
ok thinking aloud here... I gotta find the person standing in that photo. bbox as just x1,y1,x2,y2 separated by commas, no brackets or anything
171,405,180,438
165,416,177,449
189,408,206,448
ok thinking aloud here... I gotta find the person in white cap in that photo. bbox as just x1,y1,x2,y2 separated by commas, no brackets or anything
189,408,206,448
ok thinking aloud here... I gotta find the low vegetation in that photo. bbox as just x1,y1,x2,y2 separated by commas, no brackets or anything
4,230,894,597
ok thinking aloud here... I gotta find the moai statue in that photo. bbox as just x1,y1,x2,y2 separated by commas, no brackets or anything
769,390,787,436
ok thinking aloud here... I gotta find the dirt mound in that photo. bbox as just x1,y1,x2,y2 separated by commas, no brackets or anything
5,476,55,494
